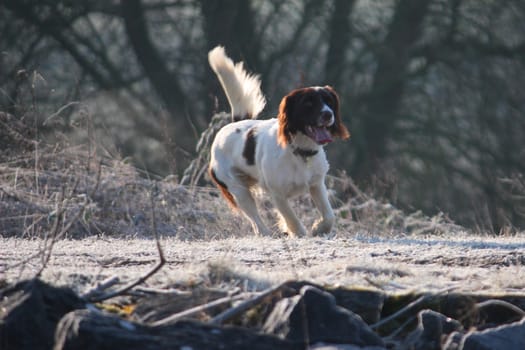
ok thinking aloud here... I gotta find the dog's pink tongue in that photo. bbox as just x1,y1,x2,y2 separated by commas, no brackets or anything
313,127,333,144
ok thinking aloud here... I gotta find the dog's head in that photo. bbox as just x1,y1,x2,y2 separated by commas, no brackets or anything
277,86,350,147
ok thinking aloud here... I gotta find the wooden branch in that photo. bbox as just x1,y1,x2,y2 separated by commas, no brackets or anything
82,276,121,300
371,287,455,330
151,293,248,326
209,282,289,325
121,0,190,118
263,0,324,73
476,299,525,317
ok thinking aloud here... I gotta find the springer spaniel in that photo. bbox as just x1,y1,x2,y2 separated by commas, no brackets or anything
208,46,349,237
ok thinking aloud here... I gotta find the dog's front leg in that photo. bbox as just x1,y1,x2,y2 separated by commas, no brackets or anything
310,182,335,235
272,195,307,237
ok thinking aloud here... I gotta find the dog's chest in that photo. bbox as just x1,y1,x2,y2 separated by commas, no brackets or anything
259,151,327,197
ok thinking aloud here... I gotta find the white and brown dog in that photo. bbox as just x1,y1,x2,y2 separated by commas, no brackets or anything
208,46,349,237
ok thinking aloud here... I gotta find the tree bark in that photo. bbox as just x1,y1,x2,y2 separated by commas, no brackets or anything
354,0,432,179
121,0,197,171
325,0,355,91
199,0,257,60
199,0,259,117
121,0,189,120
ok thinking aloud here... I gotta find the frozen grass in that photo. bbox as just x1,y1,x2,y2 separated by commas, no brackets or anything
1,114,524,294
2,234,525,295
0,140,463,241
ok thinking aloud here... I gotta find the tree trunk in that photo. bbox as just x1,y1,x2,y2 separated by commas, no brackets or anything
354,0,431,180
199,0,259,117
325,0,355,91
121,0,193,171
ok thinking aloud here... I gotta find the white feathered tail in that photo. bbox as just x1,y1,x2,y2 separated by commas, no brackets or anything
208,46,266,121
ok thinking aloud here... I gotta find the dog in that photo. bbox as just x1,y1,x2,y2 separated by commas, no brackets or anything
208,46,349,237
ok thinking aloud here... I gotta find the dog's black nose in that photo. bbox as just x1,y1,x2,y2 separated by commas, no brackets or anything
321,111,333,124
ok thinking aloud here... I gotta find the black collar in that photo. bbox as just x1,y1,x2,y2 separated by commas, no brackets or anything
292,147,318,161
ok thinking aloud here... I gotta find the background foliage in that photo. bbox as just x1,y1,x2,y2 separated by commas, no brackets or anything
1,0,524,231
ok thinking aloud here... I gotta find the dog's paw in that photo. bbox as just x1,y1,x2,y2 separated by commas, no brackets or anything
311,218,333,236
279,220,307,238
287,227,308,238
250,223,271,237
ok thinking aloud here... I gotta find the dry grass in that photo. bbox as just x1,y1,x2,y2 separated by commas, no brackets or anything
1,115,523,294
0,109,463,241
0,145,247,240
0,144,463,241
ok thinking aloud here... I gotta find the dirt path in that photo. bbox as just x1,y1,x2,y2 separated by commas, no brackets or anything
2,234,525,294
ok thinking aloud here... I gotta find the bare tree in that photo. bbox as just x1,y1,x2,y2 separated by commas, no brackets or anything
2,0,525,230
325,0,355,91
353,0,432,179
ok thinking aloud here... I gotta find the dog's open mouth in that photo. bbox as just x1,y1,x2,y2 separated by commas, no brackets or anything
305,125,333,145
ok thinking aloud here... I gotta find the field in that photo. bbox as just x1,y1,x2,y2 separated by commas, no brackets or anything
3,233,525,295
1,138,524,295
2,120,525,349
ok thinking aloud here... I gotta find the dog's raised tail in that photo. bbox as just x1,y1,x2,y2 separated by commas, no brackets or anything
208,46,266,121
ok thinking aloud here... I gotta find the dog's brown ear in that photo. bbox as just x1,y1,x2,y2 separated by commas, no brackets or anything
277,91,296,147
324,85,350,140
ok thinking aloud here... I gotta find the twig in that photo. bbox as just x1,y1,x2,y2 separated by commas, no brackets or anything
151,293,248,326
0,248,41,274
81,276,121,300
384,315,417,340
475,299,525,317
209,282,289,325
43,101,80,125
371,287,456,330
371,294,427,330
133,286,191,295
343,173,368,201
34,163,102,278
87,184,166,303
180,112,229,186
35,186,66,278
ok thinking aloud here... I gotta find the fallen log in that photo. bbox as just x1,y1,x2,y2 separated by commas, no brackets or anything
54,309,301,350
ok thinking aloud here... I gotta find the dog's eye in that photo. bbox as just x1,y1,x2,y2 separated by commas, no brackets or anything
322,96,334,108
303,97,315,108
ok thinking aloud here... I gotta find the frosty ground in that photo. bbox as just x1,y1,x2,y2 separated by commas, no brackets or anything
3,233,525,295
1,141,524,297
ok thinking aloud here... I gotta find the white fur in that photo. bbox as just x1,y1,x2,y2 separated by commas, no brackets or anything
208,46,266,119
208,47,334,237
321,104,335,126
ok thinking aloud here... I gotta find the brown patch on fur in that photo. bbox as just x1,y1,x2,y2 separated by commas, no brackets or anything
242,128,257,166
277,92,295,147
209,168,237,208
